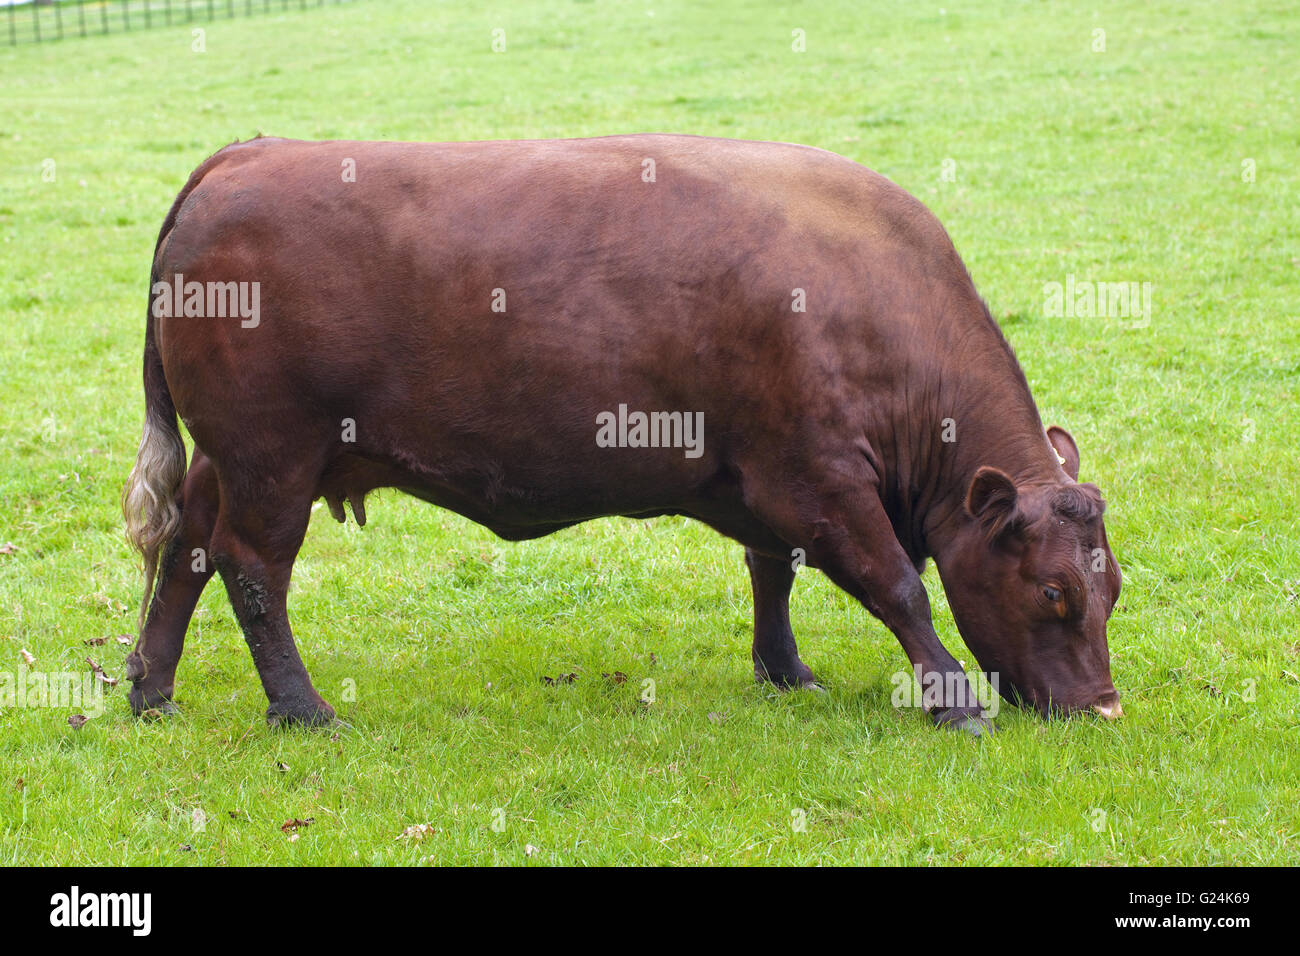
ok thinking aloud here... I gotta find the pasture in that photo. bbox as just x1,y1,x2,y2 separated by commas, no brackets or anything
0,0,1296,865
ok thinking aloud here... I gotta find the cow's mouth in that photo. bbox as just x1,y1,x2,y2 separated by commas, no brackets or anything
1091,691,1123,720
997,678,1122,720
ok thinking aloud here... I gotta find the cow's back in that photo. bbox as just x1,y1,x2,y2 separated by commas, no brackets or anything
154,135,975,522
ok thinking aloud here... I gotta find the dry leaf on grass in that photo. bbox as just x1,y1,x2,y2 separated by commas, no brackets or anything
85,657,118,687
540,672,578,686
398,823,437,841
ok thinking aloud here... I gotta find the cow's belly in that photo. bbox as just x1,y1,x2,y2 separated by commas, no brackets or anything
313,446,790,557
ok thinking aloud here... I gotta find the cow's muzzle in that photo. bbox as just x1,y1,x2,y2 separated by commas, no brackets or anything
1091,691,1123,720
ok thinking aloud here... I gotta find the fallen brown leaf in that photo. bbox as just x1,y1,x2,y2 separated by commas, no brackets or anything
20,648,35,666
85,657,118,687
67,714,89,729
398,823,437,841
280,817,314,833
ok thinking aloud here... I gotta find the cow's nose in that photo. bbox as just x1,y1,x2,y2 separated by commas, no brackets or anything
1091,691,1123,720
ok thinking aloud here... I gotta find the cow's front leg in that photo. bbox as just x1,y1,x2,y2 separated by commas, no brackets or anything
745,548,820,689
831,534,990,733
859,564,992,735
749,476,991,734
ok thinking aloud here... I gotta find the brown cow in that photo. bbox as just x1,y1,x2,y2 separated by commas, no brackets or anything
123,135,1122,733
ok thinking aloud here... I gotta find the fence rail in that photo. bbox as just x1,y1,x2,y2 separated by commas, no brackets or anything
4,0,363,46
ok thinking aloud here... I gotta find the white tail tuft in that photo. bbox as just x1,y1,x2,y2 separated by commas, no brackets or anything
122,418,186,630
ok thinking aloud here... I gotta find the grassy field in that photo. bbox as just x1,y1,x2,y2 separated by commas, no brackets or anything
0,0,1296,865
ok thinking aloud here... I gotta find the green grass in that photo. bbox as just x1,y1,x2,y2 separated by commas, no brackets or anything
1,0,1297,865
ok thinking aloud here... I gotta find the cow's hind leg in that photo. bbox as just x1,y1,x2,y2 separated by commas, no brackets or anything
745,548,820,689
126,450,219,715
208,469,333,727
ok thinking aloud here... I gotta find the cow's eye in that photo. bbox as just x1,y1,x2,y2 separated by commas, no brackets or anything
1042,585,1063,604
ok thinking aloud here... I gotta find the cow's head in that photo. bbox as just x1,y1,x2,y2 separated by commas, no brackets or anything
939,426,1122,719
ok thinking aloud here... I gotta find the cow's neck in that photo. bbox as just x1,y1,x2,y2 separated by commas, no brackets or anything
901,315,1066,562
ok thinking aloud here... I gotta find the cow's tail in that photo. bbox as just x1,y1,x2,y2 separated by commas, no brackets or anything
122,161,218,631
122,296,187,631
123,140,262,630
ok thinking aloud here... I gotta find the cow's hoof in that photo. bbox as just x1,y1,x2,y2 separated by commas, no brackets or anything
129,685,179,719
266,700,337,729
755,665,822,692
932,707,995,737
795,679,827,693
758,677,826,694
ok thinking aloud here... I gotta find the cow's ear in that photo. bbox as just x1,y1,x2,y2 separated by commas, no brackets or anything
966,466,1021,538
1046,426,1080,481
